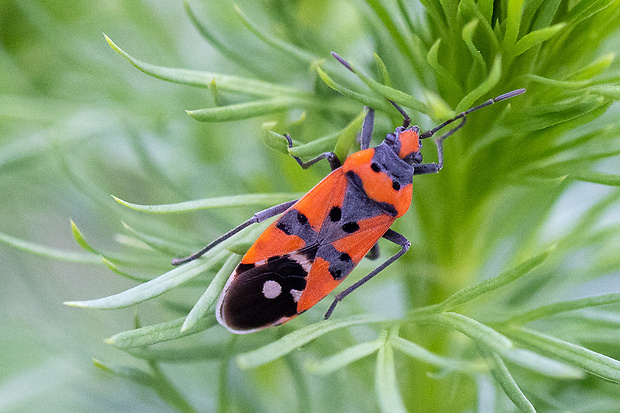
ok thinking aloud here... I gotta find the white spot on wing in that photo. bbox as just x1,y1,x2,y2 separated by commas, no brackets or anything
290,289,303,302
289,251,312,273
262,280,282,299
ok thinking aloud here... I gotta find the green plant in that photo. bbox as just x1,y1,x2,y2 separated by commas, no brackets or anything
3,0,620,412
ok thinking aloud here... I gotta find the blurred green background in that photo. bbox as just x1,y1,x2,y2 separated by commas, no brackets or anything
2,0,620,412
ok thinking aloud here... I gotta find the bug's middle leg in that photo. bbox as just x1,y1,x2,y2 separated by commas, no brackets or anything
324,229,410,319
365,243,380,260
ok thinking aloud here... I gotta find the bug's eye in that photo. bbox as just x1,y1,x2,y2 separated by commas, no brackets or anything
413,152,423,164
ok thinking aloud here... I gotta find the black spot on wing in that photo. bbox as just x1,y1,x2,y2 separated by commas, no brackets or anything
329,207,342,222
342,222,360,233
276,221,292,235
275,208,318,244
297,211,308,225
316,244,357,281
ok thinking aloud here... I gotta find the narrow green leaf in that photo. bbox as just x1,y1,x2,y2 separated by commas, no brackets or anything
305,339,383,375
102,258,152,283
183,1,271,79
236,314,389,368
512,23,566,57
526,74,591,88
70,220,97,254
455,55,502,113
284,131,339,158
121,222,192,256
233,4,317,64
182,254,239,332
457,0,500,52
569,53,615,80
106,315,218,349
333,110,366,163
420,313,513,353
336,56,429,114
65,250,229,309
124,343,226,362
427,39,463,96
589,85,620,100
478,345,536,413
422,89,454,120
315,66,390,111
373,54,392,87
389,336,484,373
113,193,301,213
505,292,620,325
0,230,100,264
364,0,414,63
462,19,487,74
375,343,407,413
503,0,525,49
93,359,154,386
501,348,584,379
187,97,303,122
261,122,288,154
104,34,302,98
507,327,620,384
530,0,562,30
225,240,254,256
436,246,554,312
478,0,493,22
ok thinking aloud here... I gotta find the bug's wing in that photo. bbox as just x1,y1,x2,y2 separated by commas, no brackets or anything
240,168,348,264
296,214,396,312
217,168,348,333
216,244,319,333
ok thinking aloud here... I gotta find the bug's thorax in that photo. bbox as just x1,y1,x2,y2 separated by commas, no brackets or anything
342,139,414,218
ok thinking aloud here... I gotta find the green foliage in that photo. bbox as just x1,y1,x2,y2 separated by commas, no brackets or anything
2,0,620,411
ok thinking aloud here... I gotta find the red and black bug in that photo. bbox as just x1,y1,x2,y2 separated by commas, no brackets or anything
173,53,525,334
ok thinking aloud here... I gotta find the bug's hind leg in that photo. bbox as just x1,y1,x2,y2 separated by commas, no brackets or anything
284,134,341,171
365,243,380,260
324,229,410,319
172,199,298,265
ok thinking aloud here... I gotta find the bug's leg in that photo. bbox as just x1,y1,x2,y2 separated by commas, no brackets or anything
172,200,298,265
413,116,466,175
389,100,410,128
284,134,342,171
324,229,410,319
419,89,525,141
414,89,526,176
365,243,380,260
360,107,375,150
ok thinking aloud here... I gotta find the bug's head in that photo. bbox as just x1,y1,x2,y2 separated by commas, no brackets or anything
384,126,423,165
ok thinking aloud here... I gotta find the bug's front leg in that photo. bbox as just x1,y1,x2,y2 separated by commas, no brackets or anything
324,229,410,319
284,134,342,171
413,116,466,175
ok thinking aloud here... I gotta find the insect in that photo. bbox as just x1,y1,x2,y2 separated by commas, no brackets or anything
173,53,525,334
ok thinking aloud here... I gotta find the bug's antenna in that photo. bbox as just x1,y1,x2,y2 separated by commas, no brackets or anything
420,89,526,140
331,52,410,128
